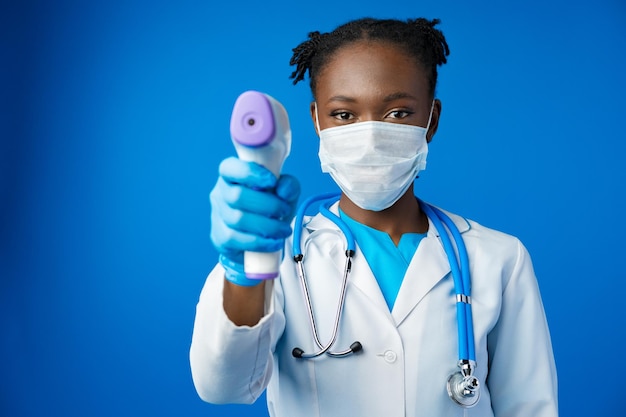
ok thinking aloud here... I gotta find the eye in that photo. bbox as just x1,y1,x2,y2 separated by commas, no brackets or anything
385,109,414,120
330,111,354,121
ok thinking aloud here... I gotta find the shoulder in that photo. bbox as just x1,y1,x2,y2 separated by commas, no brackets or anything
439,206,529,266
438,206,521,242
439,207,539,303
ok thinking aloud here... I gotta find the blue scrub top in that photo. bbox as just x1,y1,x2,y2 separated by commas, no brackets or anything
339,208,426,310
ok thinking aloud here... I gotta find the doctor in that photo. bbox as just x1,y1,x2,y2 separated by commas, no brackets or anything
190,17,558,416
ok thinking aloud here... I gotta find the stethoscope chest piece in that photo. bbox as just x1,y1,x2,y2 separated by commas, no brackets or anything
292,194,481,408
446,360,480,408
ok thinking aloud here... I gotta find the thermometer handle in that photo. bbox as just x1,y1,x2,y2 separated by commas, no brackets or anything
230,90,291,280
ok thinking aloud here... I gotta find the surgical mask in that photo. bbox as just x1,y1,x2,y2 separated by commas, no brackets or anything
316,102,434,211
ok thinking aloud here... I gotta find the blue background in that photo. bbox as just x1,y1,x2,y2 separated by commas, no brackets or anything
1,0,624,416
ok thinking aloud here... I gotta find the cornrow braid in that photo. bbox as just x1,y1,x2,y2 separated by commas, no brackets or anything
289,17,450,98
289,31,324,85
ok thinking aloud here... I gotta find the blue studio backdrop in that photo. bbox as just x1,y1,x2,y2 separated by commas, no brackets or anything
1,1,624,416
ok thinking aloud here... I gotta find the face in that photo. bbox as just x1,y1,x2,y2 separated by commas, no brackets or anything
310,40,441,142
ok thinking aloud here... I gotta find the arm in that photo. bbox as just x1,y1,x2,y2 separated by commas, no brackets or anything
190,265,279,404
189,157,299,404
223,280,267,327
486,240,558,417
208,156,299,326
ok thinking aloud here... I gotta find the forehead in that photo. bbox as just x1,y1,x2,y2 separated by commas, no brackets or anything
315,40,429,102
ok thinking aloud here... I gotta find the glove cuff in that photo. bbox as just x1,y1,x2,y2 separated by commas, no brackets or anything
219,254,264,287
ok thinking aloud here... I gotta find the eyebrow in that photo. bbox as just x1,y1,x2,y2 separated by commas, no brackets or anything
326,95,357,103
382,92,419,102
326,92,418,104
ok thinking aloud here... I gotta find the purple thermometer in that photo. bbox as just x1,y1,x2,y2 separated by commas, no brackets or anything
230,91,292,279
230,91,276,148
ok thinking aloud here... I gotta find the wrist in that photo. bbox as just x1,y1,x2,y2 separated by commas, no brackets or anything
219,254,265,287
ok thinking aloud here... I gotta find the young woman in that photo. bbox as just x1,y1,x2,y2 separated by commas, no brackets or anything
190,17,558,417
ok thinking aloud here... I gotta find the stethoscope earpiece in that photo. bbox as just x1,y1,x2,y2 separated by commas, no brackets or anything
292,340,362,359
349,341,363,353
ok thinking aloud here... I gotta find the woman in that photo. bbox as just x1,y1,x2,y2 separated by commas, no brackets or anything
190,17,558,416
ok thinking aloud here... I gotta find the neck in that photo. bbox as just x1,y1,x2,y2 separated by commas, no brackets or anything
338,185,428,245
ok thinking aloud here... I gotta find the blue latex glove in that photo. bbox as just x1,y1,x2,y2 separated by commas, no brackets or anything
210,157,300,286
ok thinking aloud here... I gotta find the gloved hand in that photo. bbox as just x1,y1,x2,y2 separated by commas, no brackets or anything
210,156,300,286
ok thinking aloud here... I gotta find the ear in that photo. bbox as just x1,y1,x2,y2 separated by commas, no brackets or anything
309,101,319,135
427,99,442,143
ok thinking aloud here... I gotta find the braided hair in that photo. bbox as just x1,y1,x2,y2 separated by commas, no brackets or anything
289,17,450,98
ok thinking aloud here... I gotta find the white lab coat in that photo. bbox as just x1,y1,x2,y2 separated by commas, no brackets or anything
190,203,558,417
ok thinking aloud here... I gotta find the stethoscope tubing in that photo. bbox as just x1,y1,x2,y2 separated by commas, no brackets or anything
319,197,356,253
419,201,475,362
292,194,475,364
435,205,475,362
292,192,342,256
292,193,357,358
292,194,479,407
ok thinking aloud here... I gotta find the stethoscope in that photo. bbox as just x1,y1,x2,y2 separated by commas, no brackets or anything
290,193,481,408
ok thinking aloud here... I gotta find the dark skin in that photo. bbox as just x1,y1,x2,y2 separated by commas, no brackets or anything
311,39,441,245
224,39,441,326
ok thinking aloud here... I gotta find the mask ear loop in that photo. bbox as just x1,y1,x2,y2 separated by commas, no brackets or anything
314,102,321,135
425,99,435,139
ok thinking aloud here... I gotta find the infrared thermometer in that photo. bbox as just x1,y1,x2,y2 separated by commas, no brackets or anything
230,90,292,280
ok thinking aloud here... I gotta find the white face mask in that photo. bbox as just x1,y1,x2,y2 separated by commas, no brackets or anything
316,102,434,211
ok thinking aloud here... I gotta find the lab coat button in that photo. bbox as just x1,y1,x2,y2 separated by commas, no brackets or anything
383,350,397,363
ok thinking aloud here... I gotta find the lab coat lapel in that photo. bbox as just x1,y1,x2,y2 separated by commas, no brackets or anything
348,245,392,317
391,208,471,326
303,203,391,318
326,236,391,318
302,201,472,326
391,234,450,326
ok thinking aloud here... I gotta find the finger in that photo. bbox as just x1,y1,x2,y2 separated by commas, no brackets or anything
218,157,277,190
210,218,286,253
211,185,293,237
215,178,292,219
223,232,285,253
219,205,293,238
